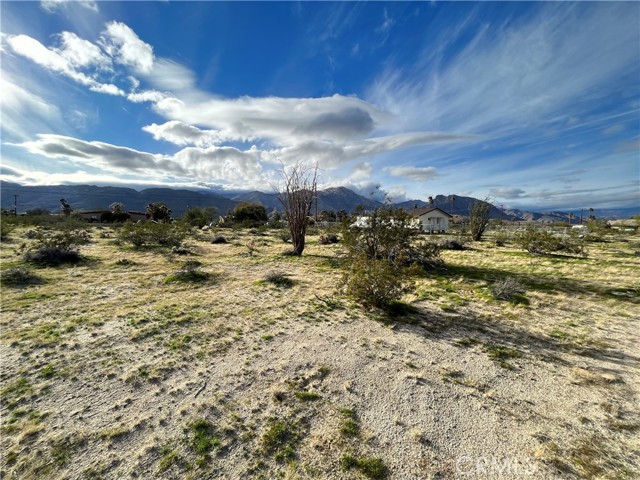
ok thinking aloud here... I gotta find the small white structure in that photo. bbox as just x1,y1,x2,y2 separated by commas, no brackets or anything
409,207,453,233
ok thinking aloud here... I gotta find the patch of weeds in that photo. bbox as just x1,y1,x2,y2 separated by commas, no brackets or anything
294,391,321,401
455,337,479,347
39,363,57,378
549,329,571,340
167,334,192,350
341,453,388,479
211,235,228,244
98,426,129,441
188,419,221,459
164,261,215,284
441,369,476,388
114,258,136,266
158,445,185,473
261,334,274,341
568,435,635,479
1,266,46,287
261,271,295,288
50,434,86,468
1,376,33,407
484,344,522,369
261,418,306,463
339,408,360,438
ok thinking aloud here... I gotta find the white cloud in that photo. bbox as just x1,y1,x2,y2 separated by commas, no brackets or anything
0,76,65,140
127,90,168,104
143,121,224,147
12,134,266,187
5,33,123,96
55,31,110,69
489,187,526,199
99,21,154,74
147,59,197,92
350,162,372,180
41,0,98,13
388,166,439,182
367,3,640,137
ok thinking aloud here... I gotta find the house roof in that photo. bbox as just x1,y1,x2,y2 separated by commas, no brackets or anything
407,207,453,218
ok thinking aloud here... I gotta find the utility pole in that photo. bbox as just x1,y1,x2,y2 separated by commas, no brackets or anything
580,208,583,225
13,194,19,216
500,204,504,222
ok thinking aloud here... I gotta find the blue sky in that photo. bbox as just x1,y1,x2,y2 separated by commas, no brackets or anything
1,1,638,211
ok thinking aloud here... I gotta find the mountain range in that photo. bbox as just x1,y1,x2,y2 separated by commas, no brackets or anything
1,181,635,221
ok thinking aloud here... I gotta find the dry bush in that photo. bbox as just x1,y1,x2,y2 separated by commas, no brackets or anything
1,266,45,287
318,233,339,245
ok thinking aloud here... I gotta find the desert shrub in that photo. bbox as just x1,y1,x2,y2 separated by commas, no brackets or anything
494,230,508,247
1,266,45,286
318,233,339,245
22,228,90,265
586,219,611,242
262,271,294,288
490,277,526,302
165,261,213,283
180,207,217,228
211,235,228,244
341,207,441,308
0,220,15,240
117,221,186,248
171,244,194,255
278,231,292,243
343,255,412,309
514,228,586,256
438,239,466,250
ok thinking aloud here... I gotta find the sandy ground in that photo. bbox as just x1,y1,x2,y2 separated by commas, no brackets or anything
1,226,638,479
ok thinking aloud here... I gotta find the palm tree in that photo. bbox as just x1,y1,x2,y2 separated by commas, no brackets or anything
568,212,574,225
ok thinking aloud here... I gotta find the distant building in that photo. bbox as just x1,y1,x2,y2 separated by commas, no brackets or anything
408,207,453,233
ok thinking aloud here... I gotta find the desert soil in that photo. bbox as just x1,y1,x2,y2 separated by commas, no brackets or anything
1,226,638,479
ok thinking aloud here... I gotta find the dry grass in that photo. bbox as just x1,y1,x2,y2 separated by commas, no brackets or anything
1,225,638,478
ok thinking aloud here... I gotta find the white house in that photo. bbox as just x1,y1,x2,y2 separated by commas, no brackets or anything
409,207,453,233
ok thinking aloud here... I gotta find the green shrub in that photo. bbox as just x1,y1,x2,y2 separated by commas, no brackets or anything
514,227,586,256
494,231,508,247
0,217,15,240
117,221,186,248
180,207,217,228
22,228,90,265
165,261,214,283
343,255,412,309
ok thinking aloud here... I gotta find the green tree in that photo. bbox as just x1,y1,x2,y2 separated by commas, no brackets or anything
181,207,218,228
146,203,172,223
233,202,268,224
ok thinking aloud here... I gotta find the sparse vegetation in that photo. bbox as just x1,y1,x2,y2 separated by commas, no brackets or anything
1,221,638,480
341,453,388,479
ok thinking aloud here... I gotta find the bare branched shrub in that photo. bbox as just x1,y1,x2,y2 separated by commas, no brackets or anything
469,199,492,241
490,277,526,302
274,161,318,256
